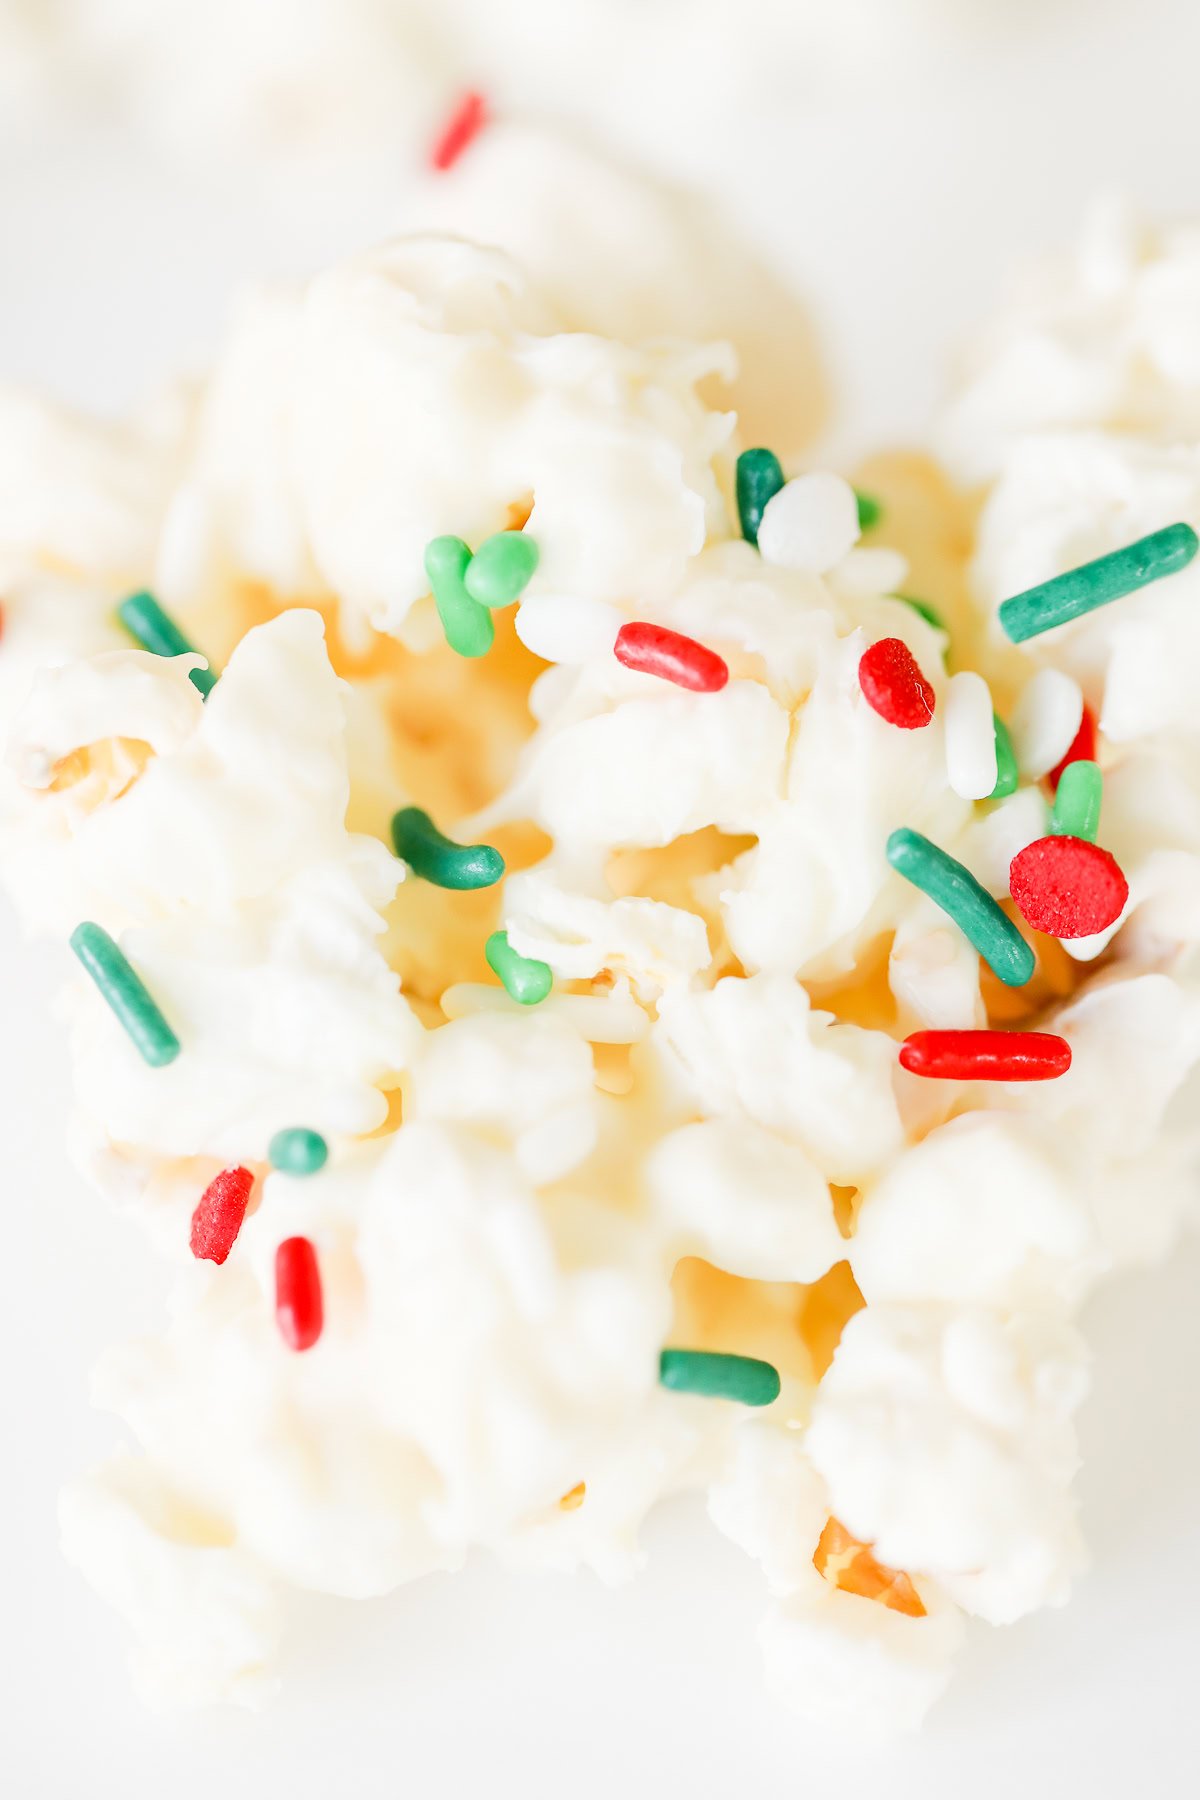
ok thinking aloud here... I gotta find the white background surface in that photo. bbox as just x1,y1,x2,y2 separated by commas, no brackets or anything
3,3,1200,1795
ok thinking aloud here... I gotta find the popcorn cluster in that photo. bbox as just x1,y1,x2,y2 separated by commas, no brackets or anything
3,154,1199,1733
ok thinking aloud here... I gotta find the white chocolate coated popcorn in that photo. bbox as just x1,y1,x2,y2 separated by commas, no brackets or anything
807,1305,1088,1624
159,236,731,644
939,198,1200,484
3,178,1200,1735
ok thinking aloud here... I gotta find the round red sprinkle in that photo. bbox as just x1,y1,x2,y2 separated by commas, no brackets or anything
275,1236,323,1352
899,1029,1072,1081
614,622,729,693
1009,835,1129,939
858,637,936,729
1046,702,1097,792
189,1166,253,1264
430,90,488,172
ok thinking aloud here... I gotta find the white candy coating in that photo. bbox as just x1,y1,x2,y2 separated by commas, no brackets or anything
3,185,1200,1738
807,1305,1088,1623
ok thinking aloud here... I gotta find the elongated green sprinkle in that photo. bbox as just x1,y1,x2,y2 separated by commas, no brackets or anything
898,594,947,634
989,712,1019,799
268,1127,328,1176
659,1348,781,1407
391,805,505,890
425,536,494,658
118,591,217,697
69,921,181,1067
999,522,1199,644
887,827,1035,986
855,489,884,532
464,531,540,608
735,447,785,547
1050,759,1102,842
485,930,552,1005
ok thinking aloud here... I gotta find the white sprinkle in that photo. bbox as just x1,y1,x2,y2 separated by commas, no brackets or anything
757,472,860,574
944,670,997,799
832,546,910,601
514,593,622,664
1010,668,1084,777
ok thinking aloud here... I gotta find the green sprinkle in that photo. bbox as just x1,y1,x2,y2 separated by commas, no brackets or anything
425,536,494,658
735,448,785,547
855,489,884,532
118,591,217,697
268,1127,328,1177
485,930,552,1005
999,522,1199,644
897,594,947,634
886,827,1035,987
464,532,540,609
391,806,505,890
990,712,1019,799
69,921,181,1067
659,1348,781,1407
1050,759,1102,842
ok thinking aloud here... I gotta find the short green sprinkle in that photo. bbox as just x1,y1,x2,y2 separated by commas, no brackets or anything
118,591,217,697
268,1127,328,1177
391,805,505,890
485,930,552,1005
425,536,494,658
990,712,1020,799
658,1348,781,1407
886,827,1035,987
464,531,540,609
855,489,884,533
735,447,785,547
999,522,1199,644
69,921,181,1067
897,594,947,634
1050,759,1102,842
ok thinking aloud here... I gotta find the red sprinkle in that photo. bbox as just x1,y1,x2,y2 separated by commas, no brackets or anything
1046,703,1097,792
899,1029,1072,1081
275,1237,323,1352
189,1166,254,1264
614,622,729,693
858,637,936,729
430,91,488,172
1009,835,1129,939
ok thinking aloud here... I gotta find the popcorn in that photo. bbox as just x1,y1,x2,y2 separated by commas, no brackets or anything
939,199,1200,483
759,1580,966,1735
59,1455,283,1712
4,175,1200,1736
645,1118,844,1285
851,1113,1104,1310
401,116,828,454
806,1304,1089,1623
0,384,183,582
11,613,420,1163
653,974,905,1186
160,236,734,644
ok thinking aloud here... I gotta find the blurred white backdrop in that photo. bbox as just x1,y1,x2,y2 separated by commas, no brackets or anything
2,3,1199,1795
7,0,1200,453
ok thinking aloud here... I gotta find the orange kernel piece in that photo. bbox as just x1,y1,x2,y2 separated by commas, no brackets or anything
813,1516,926,1618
